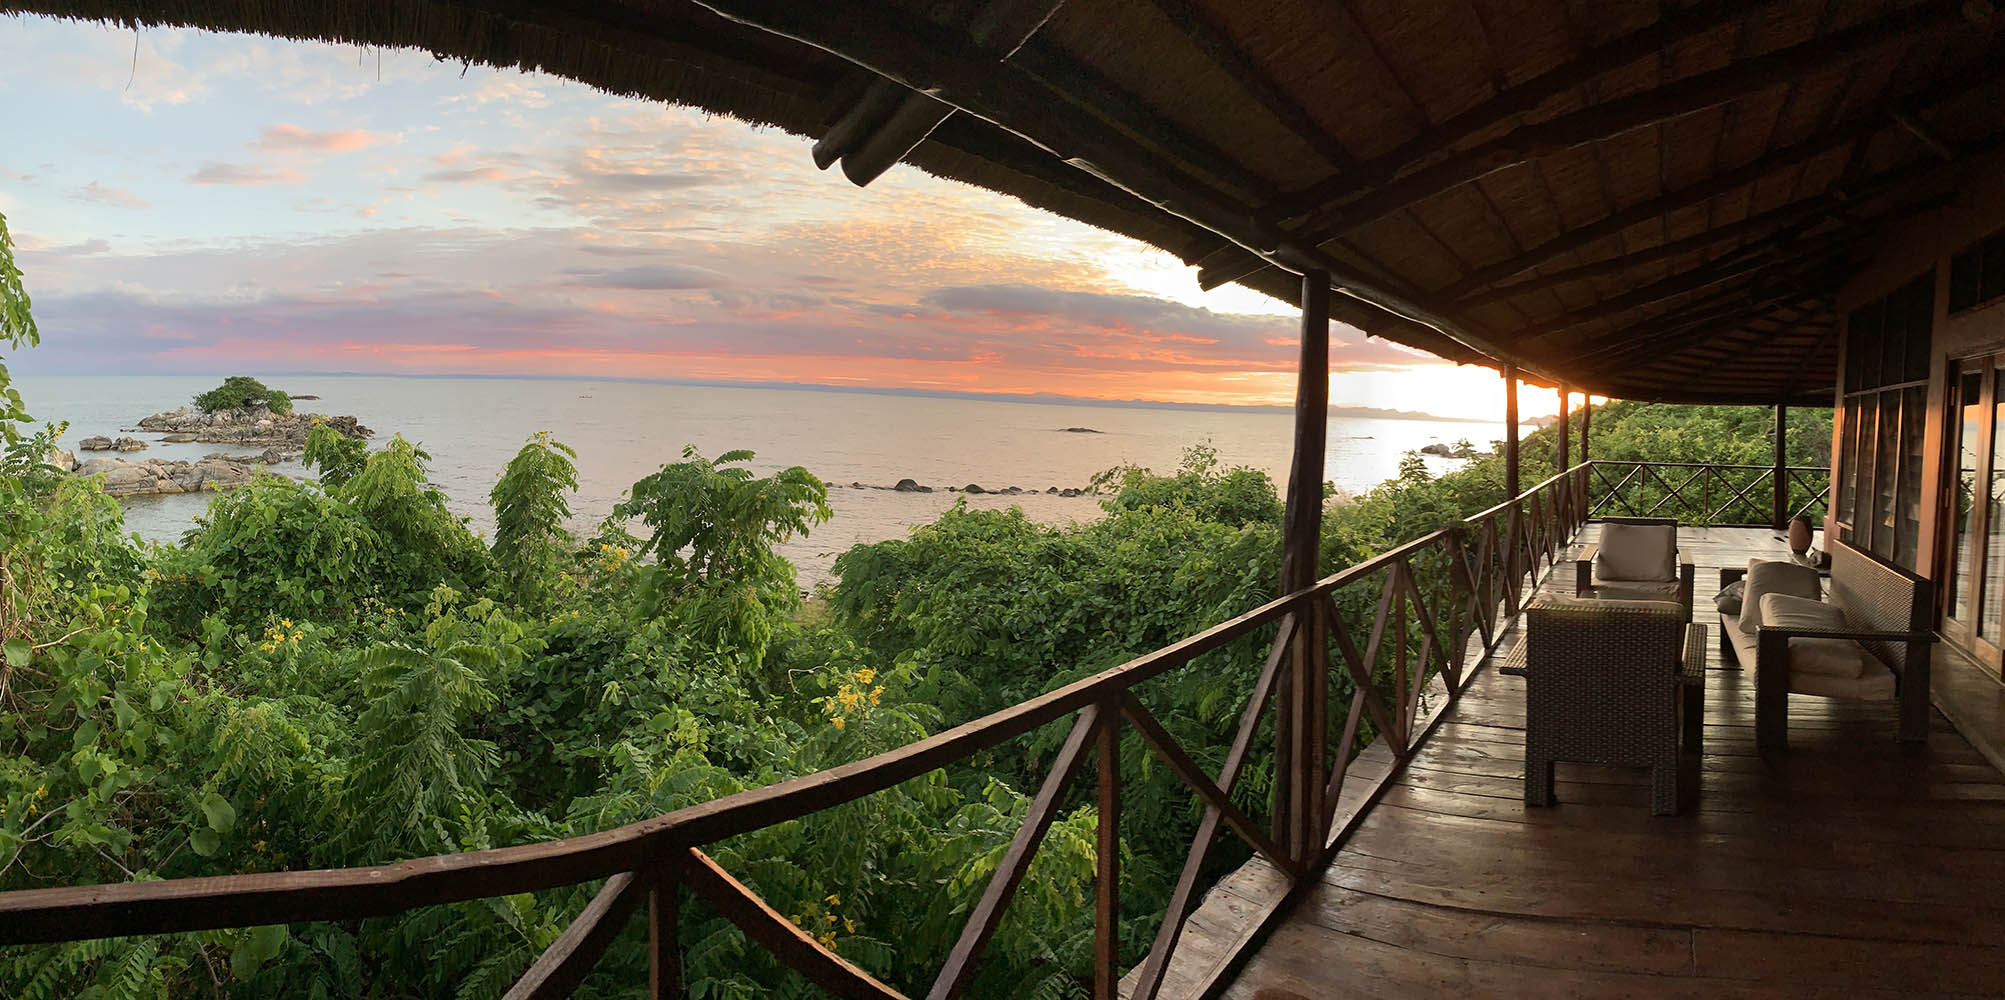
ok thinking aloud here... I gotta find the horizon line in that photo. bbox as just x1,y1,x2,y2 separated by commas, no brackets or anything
21,370,1509,423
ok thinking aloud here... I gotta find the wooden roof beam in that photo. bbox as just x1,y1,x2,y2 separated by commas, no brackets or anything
1563,284,1834,371
1198,6,1984,292
1460,200,1826,308
1431,64,2005,301
813,0,1062,186
1141,0,1359,172
1265,0,1770,221
1520,230,1830,346
689,0,1556,380
1285,2,1960,240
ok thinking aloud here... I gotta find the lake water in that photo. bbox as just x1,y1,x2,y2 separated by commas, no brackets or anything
14,375,1504,587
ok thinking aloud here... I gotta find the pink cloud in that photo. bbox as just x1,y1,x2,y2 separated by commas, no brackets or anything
188,162,307,186
256,124,391,153
72,181,149,209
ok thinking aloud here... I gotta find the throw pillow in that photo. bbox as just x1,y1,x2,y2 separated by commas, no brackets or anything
1757,592,1870,679
1714,579,1744,615
1737,559,1822,635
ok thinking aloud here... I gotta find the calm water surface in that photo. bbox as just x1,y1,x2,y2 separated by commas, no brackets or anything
17,375,1504,587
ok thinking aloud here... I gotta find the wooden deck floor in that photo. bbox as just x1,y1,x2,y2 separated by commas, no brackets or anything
1217,526,2005,999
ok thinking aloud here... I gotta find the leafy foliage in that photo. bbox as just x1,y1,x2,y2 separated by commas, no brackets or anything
194,375,292,415
0,233,1840,1000
489,432,578,612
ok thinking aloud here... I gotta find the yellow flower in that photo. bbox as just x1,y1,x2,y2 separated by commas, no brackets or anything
280,619,292,628
825,894,840,906
844,917,857,933
35,785,48,800
870,687,883,706
789,914,802,927
855,668,876,685
831,717,846,730
817,932,836,949
253,840,267,852
291,632,303,642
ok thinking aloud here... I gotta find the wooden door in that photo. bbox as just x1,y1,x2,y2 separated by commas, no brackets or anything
1942,358,2005,669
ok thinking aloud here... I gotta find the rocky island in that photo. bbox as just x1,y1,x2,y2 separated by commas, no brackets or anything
54,376,373,498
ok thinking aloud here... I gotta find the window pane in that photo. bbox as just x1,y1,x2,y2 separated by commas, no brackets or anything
1874,389,1900,560
1849,395,1876,544
1954,247,1983,312
1896,386,1926,568
1837,398,1860,523
1855,300,1884,390
1986,234,2005,303
1988,367,2005,637
1881,294,1907,385
1904,277,1933,383
1953,371,1983,623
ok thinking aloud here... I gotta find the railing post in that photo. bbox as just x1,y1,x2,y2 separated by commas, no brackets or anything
650,878,681,999
1275,269,1329,860
1095,700,1120,1000
1773,403,1788,530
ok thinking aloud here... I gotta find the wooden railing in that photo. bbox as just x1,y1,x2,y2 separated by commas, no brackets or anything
0,467,1594,1000
1585,461,1831,527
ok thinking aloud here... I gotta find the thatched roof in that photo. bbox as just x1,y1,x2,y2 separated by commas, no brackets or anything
15,0,2004,404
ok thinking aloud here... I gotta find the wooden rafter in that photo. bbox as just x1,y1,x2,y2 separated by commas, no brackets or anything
1460,199,1825,307
1267,0,1777,222
1195,0,1959,291
1142,0,1359,172
1433,61,2005,302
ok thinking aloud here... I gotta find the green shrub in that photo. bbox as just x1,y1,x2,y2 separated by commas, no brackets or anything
193,375,285,413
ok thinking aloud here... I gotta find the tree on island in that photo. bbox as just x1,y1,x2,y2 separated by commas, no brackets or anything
194,375,293,415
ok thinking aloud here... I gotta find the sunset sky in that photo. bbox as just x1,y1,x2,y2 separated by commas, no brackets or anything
0,15,1550,420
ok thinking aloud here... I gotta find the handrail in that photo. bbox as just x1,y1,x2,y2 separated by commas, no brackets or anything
1584,459,1831,526
0,465,1599,1000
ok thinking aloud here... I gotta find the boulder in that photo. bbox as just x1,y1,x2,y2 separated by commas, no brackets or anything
1058,427,1103,433
130,404,371,448
260,447,286,464
112,436,147,452
963,484,986,494
74,456,256,497
44,448,77,473
161,432,197,443
894,478,925,492
78,435,113,451
1419,442,1452,457
1047,486,1059,493
1060,488,1084,497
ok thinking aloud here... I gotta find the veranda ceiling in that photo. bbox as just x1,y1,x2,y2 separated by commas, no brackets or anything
15,0,2003,404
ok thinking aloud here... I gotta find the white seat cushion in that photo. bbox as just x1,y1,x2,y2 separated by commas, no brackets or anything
1594,522,1678,582
1758,593,1872,679
1736,559,1822,636
1720,612,1895,700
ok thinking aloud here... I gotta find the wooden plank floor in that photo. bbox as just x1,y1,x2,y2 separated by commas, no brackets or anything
1221,526,2005,1000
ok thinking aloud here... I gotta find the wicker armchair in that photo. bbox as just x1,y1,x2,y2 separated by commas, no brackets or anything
1520,596,1705,815
1575,516,1696,620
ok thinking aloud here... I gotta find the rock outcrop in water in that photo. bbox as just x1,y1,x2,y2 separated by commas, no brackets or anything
68,454,262,497
135,404,371,448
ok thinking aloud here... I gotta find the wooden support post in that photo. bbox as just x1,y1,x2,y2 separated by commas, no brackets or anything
1503,365,1520,499
1581,395,1592,462
1773,403,1788,530
1556,386,1571,471
1275,270,1330,859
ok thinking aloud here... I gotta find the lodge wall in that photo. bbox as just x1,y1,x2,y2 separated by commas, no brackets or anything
1832,150,2005,666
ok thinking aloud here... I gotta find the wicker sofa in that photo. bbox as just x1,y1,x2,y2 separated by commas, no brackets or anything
1718,539,1934,749
1517,596,1706,815
1575,517,1697,620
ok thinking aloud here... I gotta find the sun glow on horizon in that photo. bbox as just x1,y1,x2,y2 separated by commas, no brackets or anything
1,16,1508,421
